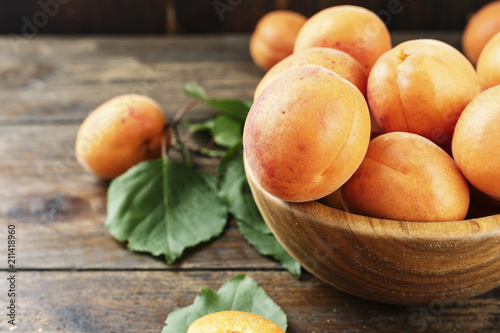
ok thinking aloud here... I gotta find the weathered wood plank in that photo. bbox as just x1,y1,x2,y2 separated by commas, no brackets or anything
0,122,277,270
0,124,217,177
0,270,498,332
0,170,280,269
0,36,261,123
0,33,462,124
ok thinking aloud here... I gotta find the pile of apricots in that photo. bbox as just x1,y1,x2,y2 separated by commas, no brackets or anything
245,3,500,223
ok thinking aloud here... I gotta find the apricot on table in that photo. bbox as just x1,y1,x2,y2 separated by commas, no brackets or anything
254,47,367,101
452,85,500,202
249,10,307,71
341,132,470,222
476,32,500,90
75,94,169,179
243,65,371,202
187,310,285,333
462,1,500,65
294,5,391,72
367,39,479,148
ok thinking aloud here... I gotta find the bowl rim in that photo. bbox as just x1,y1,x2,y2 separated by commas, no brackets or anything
244,156,500,243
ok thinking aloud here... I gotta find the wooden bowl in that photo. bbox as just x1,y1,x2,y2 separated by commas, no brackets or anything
244,158,500,305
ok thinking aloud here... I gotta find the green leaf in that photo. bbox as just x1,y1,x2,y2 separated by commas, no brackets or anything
105,157,227,264
183,84,251,151
237,220,301,278
184,82,207,99
183,83,252,124
162,274,287,333
188,115,242,149
211,115,243,148
217,145,302,277
205,98,252,123
188,118,215,133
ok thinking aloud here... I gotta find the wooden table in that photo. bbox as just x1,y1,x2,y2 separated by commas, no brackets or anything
0,32,499,332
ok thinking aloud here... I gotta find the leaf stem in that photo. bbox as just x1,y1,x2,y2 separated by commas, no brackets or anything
171,99,200,168
173,99,199,124
162,123,170,159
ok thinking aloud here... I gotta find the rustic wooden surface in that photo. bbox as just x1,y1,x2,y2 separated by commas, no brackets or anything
0,33,499,332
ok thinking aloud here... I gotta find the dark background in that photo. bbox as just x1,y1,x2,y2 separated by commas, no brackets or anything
0,0,496,35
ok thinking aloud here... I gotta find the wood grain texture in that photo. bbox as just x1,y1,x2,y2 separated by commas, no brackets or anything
0,270,499,332
0,35,260,124
0,33,461,125
0,33,499,331
246,157,500,305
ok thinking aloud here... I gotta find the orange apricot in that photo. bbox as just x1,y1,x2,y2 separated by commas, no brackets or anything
254,47,367,101
452,85,500,201
476,32,500,90
462,1,500,65
367,39,479,147
249,10,307,71
187,311,284,333
294,5,391,72
75,94,169,179
243,65,371,202
341,132,470,222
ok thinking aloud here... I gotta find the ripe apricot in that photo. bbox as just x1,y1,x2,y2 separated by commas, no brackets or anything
249,10,307,71
294,5,391,72
243,65,371,202
462,1,500,65
187,311,284,333
75,94,169,179
452,85,500,201
254,47,367,101
341,132,470,222
367,39,479,147
476,32,500,90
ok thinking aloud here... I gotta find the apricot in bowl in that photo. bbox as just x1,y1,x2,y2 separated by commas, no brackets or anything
476,32,500,90
243,64,371,202
453,84,500,202
341,132,470,222
462,0,500,65
249,10,307,71
254,47,367,101
294,5,391,72
367,39,479,148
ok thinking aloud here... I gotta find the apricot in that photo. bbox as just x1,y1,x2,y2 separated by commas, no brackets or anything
341,132,470,222
452,85,500,201
462,1,500,65
367,39,479,147
476,32,500,90
254,47,367,101
249,10,307,71
187,311,284,333
294,5,391,72
243,65,371,202
75,94,169,179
